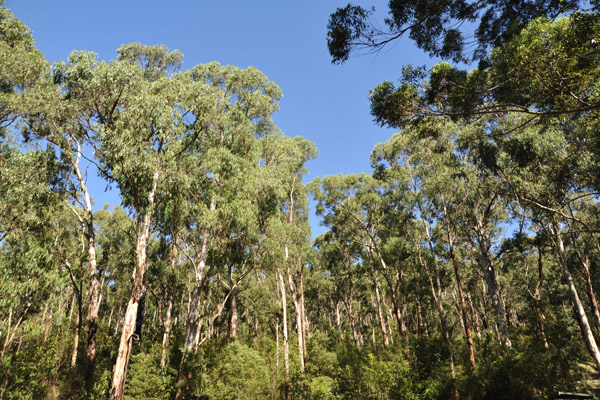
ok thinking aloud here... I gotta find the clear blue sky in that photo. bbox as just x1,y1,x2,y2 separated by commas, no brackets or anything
8,1,435,234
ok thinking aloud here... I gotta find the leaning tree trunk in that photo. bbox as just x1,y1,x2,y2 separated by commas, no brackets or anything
109,171,158,400
552,220,600,370
574,249,600,331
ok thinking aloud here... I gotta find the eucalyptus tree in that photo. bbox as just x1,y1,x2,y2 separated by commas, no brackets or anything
176,63,283,354
22,101,108,368
0,4,49,125
314,228,372,348
0,143,79,397
274,135,316,372
371,119,481,368
0,2,110,367
256,133,316,397
312,173,411,340
57,43,266,400
326,0,592,65
487,116,600,368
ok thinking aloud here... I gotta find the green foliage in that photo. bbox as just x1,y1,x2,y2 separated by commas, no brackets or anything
2,4,600,400
203,342,270,400
124,346,172,400
326,1,592,64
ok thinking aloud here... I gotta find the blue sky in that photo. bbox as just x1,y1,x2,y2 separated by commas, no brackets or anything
8,1,435,234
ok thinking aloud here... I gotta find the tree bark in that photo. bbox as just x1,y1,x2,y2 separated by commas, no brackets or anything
443,203,476,370
71,284,83,368
367,249,389,347
109,170,159,400
160,299,173,371
277,270,290,400
67,141,102,365
578,252,600,331
475,222,511,347
299,272,308,360
182,198,215,355
229,265,238,341
418,235,456,379
551,220,600,369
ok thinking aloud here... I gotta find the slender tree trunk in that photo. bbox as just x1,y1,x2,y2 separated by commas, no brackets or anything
183,234,210,353
335,300,343,340
286,262,305,372
551,220,600,369
345,297,362,348
294,293,304,372
475,222,511,348
134,292,146,346
107,306,114,331
299,273,308,360
372,246,406,336
182,198,215,355
160,299,173,371
113,304,122,336
579,253,600,331
275,317,280,370
160,237,178,371
109,170,159,400
368,250,389,347
71,285,83,368
419,239,456,380
468,292,482,339
529,234,549,349
278,270,290,400
229,266,238,341
68,142,103,365
443,203,476,370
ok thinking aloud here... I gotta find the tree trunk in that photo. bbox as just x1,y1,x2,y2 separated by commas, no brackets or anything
182,198,215,354
160,238,178,371
286,261,305,372
134,292,146,346
418,235,456,379
275,317,280,370
109,170,158,400
368,250,389,347
278,270,290,400
68,141,102,365
475,222,511,347
552,220,600,369
443,203,476,370
229,266,238,341
529,234,549,349
160,299,173,371
579,253,600,331
71,286,83,368
299,273,308,360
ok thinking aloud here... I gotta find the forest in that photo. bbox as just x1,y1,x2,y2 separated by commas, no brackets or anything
1,1,600,399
